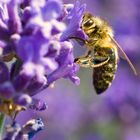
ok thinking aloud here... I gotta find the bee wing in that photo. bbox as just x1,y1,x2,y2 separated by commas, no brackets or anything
109,35,137,75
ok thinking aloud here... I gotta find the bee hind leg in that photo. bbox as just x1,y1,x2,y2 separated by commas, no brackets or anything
90,56,110,68
75,55,109,68
74,56,91,68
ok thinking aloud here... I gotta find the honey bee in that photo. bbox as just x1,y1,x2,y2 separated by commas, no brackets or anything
74,12,137,94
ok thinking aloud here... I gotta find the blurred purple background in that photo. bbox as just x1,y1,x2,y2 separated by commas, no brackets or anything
17,0,140,140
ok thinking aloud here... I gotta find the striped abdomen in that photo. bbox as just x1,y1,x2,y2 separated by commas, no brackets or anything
93,45,118,94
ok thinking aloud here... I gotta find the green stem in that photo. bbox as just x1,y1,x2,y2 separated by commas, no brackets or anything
0,113,6,139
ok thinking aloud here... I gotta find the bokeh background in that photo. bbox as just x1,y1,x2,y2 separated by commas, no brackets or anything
17,0,140,140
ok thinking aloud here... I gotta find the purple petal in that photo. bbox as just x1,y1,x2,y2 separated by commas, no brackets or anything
64,63,80,85
14,94,32,106
47,63,80,85
16,30,48,63
0,82,15,99
0,3,8,23
47,41,80,85
56,41,74,65
25,75,47,96
29,98,48,111
7,0,22,34
60,1,88,41
13,72,32,92
0,61,9,83
41,0,62,21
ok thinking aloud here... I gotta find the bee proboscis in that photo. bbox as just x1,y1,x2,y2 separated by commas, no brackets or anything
74,12,137,94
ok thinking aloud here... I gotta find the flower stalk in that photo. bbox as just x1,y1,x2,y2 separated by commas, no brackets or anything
0,113,6,139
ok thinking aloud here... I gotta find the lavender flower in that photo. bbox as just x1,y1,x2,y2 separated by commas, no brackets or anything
0,0,87,139
0,0,86,111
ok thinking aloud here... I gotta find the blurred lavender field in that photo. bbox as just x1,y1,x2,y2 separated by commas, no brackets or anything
17,0,140,140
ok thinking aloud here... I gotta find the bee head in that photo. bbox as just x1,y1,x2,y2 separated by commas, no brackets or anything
82,12,113,37
81,12,102,35
82,13,95,30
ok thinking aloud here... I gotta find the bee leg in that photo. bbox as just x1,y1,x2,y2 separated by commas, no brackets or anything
90,56,110,68
74,56,91,68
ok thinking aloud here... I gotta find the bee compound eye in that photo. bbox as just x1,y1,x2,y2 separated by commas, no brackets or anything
84,19,94,27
